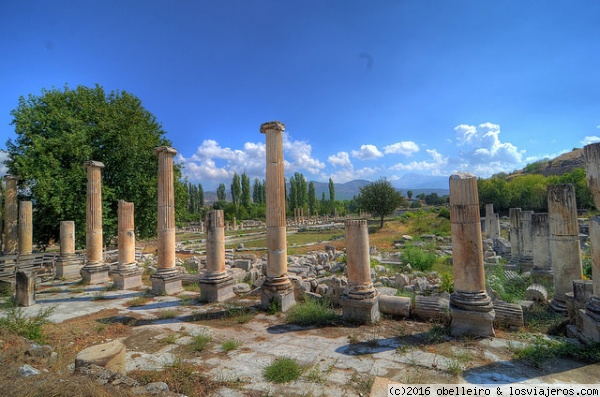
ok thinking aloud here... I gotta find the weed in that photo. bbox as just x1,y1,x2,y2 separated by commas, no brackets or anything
157,309,179,320
221,339,242,352
263,356,304,383
183,283,200,293
304,363,331,383
160,334,179,344
348,334,360,344
94,323,106,333
486,266,527,303
191,333,213,352
71,287,85,294
349,370,375,395
402,244,436,271
104,283,119,291
41,287,63,294
523,305,565,334
179,295,196,306
514,335,600,368
223,304,256,324
438,272,454,293
286,298,340,326
125,295,153,307
91,292,108,301
267,299,281,315
0,303,55,343
424,324,448,344
446,358,465,376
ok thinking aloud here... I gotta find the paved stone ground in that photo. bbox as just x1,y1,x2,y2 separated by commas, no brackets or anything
11,280,600,397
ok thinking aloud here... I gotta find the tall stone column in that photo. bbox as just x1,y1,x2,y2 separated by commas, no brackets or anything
81,161,110,284
199,210,234,302
4,175,18,254
448,172,495,337
581,143,600,340
548,184,582,313
531,213,553,282
341,219,379,323
260,121,295,311
111,200,143,289
507,208,522,269
18,201,33,256
519,211,534,273
151,146,183,295
55,221,83,280
484,204,499,240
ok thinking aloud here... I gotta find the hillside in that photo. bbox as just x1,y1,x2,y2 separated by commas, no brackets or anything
511,148,584,178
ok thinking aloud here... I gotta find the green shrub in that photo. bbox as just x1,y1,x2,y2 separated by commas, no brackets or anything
221,339,242,352
286,298,340,326
0,303,55,343
402,245,436,271
514,335,600,368
191,333,213,352
263,357,304,383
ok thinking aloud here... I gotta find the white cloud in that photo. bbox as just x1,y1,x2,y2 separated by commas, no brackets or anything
581,136,600,146
0,151,8,177
282,133,325,174
383,141,420,156
389,149,449,175
452,123,524,177
328,152,352,168
351,144,383,160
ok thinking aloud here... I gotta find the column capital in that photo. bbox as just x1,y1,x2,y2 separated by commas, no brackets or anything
260,121,285,134
84,160,105,169
4,174,18,181
154,146,178,156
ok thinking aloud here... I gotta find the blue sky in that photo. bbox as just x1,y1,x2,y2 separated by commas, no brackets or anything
1,1,600,190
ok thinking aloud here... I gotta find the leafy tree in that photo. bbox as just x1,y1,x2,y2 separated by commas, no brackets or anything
252,178,262,204
328,178,335,212
478,177,511,212
241,172,251,210
357,178,406,228
197,183,204,210
288,172,307,213
5,84,184,247
407,190,413,199
217,183,227,202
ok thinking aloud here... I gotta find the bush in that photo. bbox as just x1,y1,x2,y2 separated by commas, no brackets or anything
402,245,436,271
286,298,340,326
0,303,55,343
191,333,213,352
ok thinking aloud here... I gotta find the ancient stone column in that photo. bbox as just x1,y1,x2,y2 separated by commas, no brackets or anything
4,175,18,254
582,143,600,340
150,147,182,295
508,208,522,269
110,200,143,289
531,213,553,282
81,161,110,284
233,216,237,231
484,204,500,239
341,219,379,323
448,172,495,337
18,201,33,256
199,210,234,302
260,121,295,311
548,184,582,313
519,211,534,273
55,221,83,280
15,270,35,307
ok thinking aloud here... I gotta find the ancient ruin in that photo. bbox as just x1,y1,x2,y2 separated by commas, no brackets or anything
448,172,495,337
199,209,234,302
110,200,143,290
54,221,82,280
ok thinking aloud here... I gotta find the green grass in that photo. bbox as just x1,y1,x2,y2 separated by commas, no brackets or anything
402,244,436,271
523,305,566,334
156,309,179,319
221,339,242,352
513,335,600,368
286,298,340,326
125,295,153,307
263,357,304,383
486,266,527,303
223,304,257,324
0,303,56,343
160,334,179,344
191,333,213,352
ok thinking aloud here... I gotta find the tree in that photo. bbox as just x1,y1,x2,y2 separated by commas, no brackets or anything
328,178,335,211
407,190,413,199
6,84,184,247
217,183,227,202
197,183,204,211
357,178,405,228
308,182,317,214
252,178,263,204
231,173,241,212
241,172,251,210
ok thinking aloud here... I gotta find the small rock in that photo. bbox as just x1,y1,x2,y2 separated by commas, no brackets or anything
18,364,41,377
233,283,251,294
145,382,170,393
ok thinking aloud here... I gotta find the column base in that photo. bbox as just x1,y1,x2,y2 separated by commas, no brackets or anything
519,258,534,273
341,293,380,324
580,308,600,342
81,263,111,285
261,276,296,312
55,257,83,280
449,291,495,337
199,276,235,302
110,268,144,290
150,268,182,295
549,297,568,314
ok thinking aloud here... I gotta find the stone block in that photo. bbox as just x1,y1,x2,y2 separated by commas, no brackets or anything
525,284,548,302
414,295,450,321
75,340,126,375
150,275,183,295
261,288,296,312
54,257,83,280
233,259,253,271
110,271,144,290
378,295,410,317
80,265,111,285
199,279,235,302
341,295,380,324
493,300,524,330
450,305,495,337
580,309,600,342
15,270,35,307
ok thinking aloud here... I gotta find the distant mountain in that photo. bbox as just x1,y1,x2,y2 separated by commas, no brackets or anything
393,173,450,191
309,179,371,201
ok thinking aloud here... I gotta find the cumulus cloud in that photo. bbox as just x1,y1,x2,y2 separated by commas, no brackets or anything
328,152,352,168
581,136,600,146
0,150,8,177
389,149,449,175
351,144,383,160
383,141,419,156
453,123,524,177
180,133,324,189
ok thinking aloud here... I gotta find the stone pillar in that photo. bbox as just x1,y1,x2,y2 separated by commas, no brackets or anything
260,121,295,311
199,210,234,302
548,184,582,313
233,216,237,231
531,213,553,282
18,201,33,256
484,204,497,239
151,147,182,294
15,270,35,306
448,172,495,337
81,161,110,284
4,175,18,254
55,221,83,280
519,211,534,273
110,200,143,289
508,208,522,269
581,143,600,340
340,219,379,323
